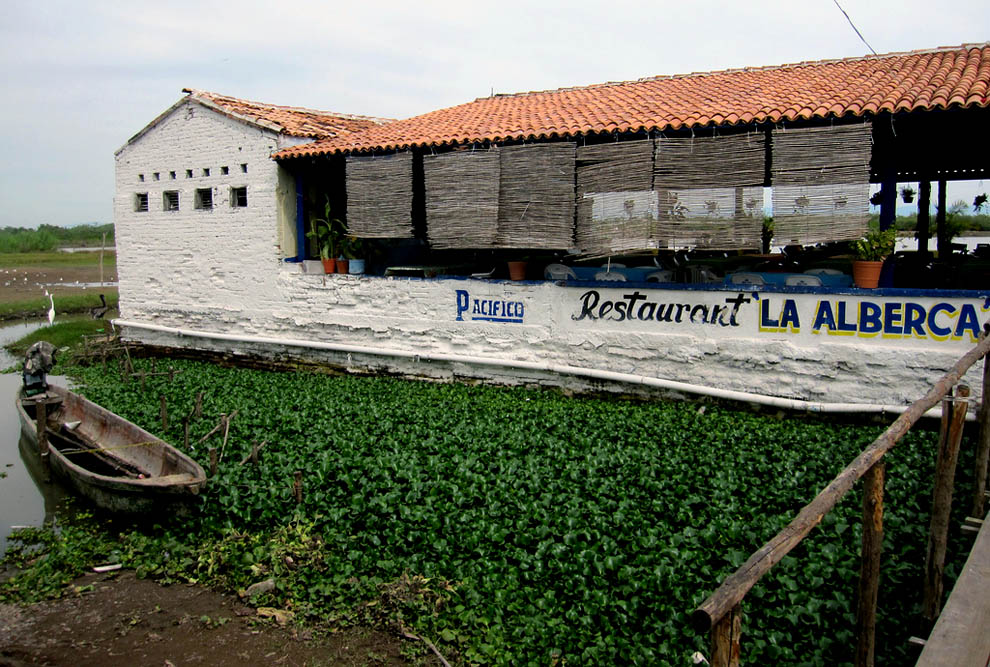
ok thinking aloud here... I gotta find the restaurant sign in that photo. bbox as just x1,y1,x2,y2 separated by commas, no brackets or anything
455,289,525,324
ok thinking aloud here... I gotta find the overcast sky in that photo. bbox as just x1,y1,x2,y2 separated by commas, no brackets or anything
0,0,986,228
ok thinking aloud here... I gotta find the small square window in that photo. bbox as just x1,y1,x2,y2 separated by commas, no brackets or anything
138,174,145,182
134,192,149,212
195,188,213,210
231,186,247,208
186,169,193,178
240,163,248,173
169,171,176,179
153,172,160,181
220,166,229,175
202,168,210,177
163,190,179,211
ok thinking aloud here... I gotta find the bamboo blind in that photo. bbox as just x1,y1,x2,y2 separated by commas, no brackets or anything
576,140,656,256
496,143,576,249
424,150,500,249
345,152,415,238
653,133,766,250
771,123,872,245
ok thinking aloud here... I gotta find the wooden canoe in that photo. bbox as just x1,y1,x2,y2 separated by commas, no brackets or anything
16,384,207,513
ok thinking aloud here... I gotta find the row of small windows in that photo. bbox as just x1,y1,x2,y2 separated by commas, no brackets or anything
134,187,247,212
138,163,247,182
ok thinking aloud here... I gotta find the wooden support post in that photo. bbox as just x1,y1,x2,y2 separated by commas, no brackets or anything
159,394,168,431
855,461,885,667
251,441,259,466
710,602,742,667
36,399,50,483
936,179,948,257
183,416,190,450
973,354,990,518
294,470,303,504
916,181,931,258
209,447,217,476
923,385,970,622
139,371,146,392
194,392,203,419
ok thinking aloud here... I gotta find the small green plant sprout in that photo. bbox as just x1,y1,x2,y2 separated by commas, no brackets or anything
853,227,896,261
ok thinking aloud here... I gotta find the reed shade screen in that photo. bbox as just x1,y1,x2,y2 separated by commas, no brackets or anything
771,123,872,245
653,133,765,250
496,143,576,249
424,150,500,249
345,152,414,238
576,140,656,257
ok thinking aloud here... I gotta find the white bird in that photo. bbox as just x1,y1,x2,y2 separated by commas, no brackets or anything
47,291,55,327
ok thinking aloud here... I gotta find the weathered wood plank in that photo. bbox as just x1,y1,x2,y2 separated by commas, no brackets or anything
972,354,990,518
916,514,990,666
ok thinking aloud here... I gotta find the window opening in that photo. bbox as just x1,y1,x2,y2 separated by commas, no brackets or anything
163,190,179,211
231,186,247,208
240,163,248,173
138,174,145,182
134,193,149,212
153,172,160,181
195,188,213,210
220,166,229,175
186,169,193,178
202,168,210,177
169,171,176,179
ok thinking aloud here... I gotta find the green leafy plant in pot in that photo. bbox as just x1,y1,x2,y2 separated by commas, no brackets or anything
851,227,896,288
341,235,366,274
306,198,344,273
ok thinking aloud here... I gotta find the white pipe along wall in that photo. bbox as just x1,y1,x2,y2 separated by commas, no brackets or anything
114,318,969,420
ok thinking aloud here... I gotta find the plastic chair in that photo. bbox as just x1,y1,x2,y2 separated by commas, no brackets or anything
594,271,626,282
785,274,822,286
544,263,577,280
729,272,766,286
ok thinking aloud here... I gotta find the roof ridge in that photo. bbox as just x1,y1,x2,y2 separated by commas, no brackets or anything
182,88,394,124
478,42,990,101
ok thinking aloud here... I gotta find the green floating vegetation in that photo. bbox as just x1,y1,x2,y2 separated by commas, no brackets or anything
2,358,978,665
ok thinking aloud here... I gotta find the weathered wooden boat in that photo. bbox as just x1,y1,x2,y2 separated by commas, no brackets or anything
16,384,207,513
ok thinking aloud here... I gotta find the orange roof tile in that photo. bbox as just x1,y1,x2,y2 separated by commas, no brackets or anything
182,89,392,139
275,43,989,160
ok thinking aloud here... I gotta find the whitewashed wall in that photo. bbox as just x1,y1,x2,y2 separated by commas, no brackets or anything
114,101,296,319
117,264,990,408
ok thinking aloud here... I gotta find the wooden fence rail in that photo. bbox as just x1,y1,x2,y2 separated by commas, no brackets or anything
693,330,990,667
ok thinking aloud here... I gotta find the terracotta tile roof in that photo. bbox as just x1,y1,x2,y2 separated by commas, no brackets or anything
275,43,989,159
183,89,393,139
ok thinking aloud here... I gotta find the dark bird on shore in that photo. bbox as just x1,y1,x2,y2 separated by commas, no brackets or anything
90,293,108,319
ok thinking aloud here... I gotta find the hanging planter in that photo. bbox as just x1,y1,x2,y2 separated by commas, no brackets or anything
869,191,883,206
900,186,915,204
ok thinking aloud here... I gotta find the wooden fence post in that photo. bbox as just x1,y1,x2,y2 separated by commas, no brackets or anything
972,355,990,518
36,399,50,483
710,602,741,667
855,460,885,667
923,385,970,622
209,447,217,476
294,470,303,504
160,394,168,431
183,416,190,450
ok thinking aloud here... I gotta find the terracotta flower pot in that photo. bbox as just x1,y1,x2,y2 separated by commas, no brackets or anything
336,259,349,274
852,260,883,288
507,261,528,281
321,258,337,274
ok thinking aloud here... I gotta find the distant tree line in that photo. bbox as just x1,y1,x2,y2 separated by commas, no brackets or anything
0,223,115,253
873,200,990,236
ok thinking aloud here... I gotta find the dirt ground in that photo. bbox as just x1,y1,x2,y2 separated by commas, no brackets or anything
0,571,425,667
0,264,117,304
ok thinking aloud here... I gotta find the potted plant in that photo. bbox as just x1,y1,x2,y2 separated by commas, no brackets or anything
851,227,896,288
507,259,528,280
306,198,344,273
342,236,366,274
900,186,916,204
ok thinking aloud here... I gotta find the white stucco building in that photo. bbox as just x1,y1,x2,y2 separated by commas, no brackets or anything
113,46,990,412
